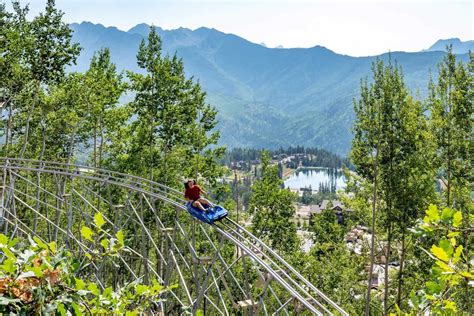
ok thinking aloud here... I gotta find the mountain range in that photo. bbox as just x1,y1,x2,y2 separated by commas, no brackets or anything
69,22,472,154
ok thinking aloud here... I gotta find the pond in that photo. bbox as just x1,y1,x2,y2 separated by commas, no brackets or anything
284,168,346,191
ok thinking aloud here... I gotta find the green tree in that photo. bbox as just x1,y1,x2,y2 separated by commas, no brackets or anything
117,26,223,188
428,47,472,211
0,1,30,156
248,151,298,253
351,59,436,314
16,0,80,158
427,49,473,311
350,61,383,315
83,48,126,168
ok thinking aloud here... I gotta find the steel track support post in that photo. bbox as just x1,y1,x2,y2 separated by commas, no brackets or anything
192,237,225,313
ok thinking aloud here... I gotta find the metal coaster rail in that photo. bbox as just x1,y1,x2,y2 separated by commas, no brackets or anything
0,158,348,315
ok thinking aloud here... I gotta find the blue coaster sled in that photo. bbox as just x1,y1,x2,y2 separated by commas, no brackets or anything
185,202,228,224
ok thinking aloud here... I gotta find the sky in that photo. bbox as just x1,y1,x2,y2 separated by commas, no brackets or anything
11,0,474,56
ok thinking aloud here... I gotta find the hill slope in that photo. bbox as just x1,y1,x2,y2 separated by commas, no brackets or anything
69,22,470,154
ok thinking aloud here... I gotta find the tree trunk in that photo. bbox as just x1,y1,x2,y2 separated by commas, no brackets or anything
93,122,97,168
365,148,379,316
99,119,104,169
397,231,406,308
19,83,39,158
383,223,392,315
2,98,12,156
33,121,47,232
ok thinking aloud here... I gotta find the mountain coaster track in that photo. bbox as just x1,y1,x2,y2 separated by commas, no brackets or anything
0,158,348,315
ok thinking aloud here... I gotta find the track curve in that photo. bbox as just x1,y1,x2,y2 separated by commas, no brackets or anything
0,158,347,315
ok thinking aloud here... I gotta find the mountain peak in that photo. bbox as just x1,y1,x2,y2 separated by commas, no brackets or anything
127,23,164,36
426,38,473,54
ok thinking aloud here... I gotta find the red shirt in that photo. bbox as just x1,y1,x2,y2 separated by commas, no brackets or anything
185,185,202,201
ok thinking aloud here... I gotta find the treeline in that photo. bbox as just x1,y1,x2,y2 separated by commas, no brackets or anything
222,146,350,169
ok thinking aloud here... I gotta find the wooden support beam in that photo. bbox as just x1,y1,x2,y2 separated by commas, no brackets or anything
237,299,258,309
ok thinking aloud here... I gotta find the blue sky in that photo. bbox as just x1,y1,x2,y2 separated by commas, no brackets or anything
14,0,474,56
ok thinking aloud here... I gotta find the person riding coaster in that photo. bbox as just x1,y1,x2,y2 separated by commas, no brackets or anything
184,179,213,212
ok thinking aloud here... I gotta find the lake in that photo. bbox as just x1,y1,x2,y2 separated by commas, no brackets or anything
284,168,346,191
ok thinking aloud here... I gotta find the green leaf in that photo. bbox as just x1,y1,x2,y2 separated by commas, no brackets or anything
435,260,452,272
439,238,453,256
431,245,449,262
115,230,124,246
0,234,8,246
447,231,460,238
100,238,110,251
441,208,454,220
81,226,94,242
33,236,47,249
48,241,57,254
75,278,86,290
452,211,462,227
425,204,440,223
57,302,67,316
1,257,16,275
444,300,457,312
136,284,149,296
452,245,463,264
94,212,106,229
88,282,100,296
426,281,442,294
29,266,44,277
459,271,474,279
71,302,82,316
7,238,18,248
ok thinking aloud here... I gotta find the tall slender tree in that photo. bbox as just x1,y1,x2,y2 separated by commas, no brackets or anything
427,47,473,311
248,151,298,254
17,0,80,158
351,62,383,316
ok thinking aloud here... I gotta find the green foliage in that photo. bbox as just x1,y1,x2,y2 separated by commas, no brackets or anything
428,47,472,210
0,214,170,314
106,25,224,188
248,151,298,253
409,205,473,315
350,57,439,313
310,209,346,249
296,244,366,313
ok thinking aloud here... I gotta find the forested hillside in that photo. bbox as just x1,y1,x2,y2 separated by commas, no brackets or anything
70,22,470,154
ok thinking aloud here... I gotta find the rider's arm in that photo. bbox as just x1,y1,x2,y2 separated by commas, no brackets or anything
198,185,208,196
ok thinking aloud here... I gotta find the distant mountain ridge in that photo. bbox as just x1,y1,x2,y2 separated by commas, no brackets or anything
425,38,473,54
69,22,471,154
